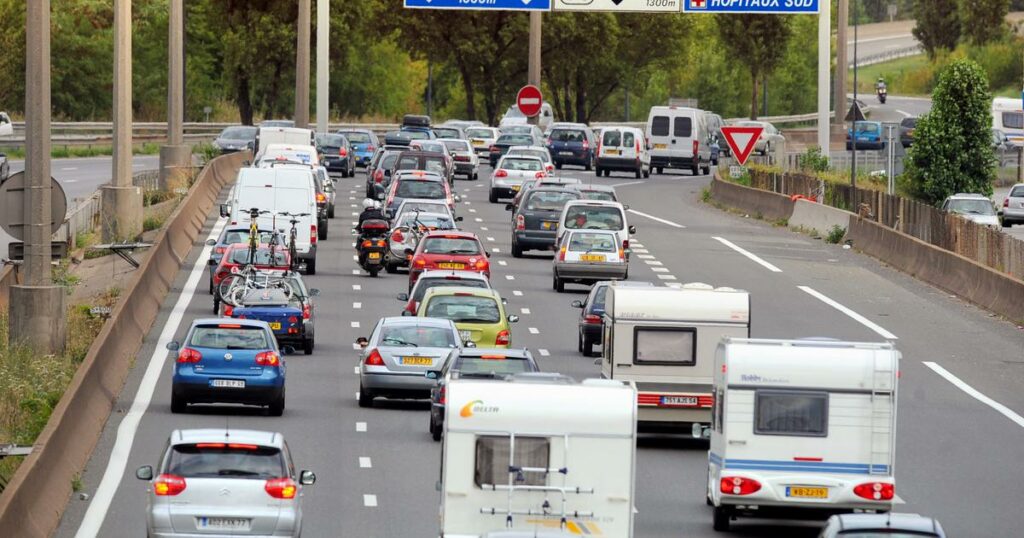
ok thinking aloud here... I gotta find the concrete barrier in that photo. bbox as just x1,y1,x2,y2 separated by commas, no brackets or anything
0,265,17,312
710,177,794,223
847,217,1024,324
789,199,854,238
0,151,246,537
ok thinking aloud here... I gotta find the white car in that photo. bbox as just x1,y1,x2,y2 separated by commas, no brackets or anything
392,198,455,224
465,127,500,157
439,138,480,180
552,229,628,292
0,111,13,137
489,155,546,203
556,199,635,256
506,145,554,175
941,193,1001,228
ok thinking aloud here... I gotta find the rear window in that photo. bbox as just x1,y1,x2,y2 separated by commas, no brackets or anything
623,131,636,147
651,116,670,136
525,191,579,211
946,199,995,216
1009,186,1024,197
551,129,586,143
420,237,481,255
316,134,344,147
509,149,548,161
563,205,624,230
188,326,271,350
425,295,500,323
1002,111,1024,130
229,249,288,266
396,180,445,199
398,214,454,230
475,436,548,488
466,128,493,139
442,140,469,152
602,130,621,147
340,131,371,144
578,190,616,201
222,127,256,139
456,356,535,376
403,130,431,140
381,153,399,169
501,158,542,171
222,230,273,246
398,202,448,216
673,117,692,137
754,390,829,437
567,232,618,253
379,324,457,348
900,117,917,128
413,278,488,303
434,128,460,139
633,327,696,366
499,135,533,145
166,444,285,479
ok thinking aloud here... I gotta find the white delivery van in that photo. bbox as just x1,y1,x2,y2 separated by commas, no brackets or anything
253,126,315,155
601,282,749,434
992,97,1024,147
556,200,635,255
440,374,636,538
646,106,712,176
255,143,320,168
707,338,899,531
222,166,320,273
595,126,650,179
0,111,13,137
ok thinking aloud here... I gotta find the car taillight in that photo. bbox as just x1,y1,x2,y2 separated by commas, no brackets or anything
361,240,373,248
339,147,347,157
265,477,297,499
546,164,554,172
255,351,280,366
153,474,186,496
365,348,385,366
392,230,404,243
495,169,508,178
287,315,299,324
558,246,567,261
622,239,629,250
367,145,375,152
582,139,589,151
853,482,894,501
310,225,317,245
439,384,446,404
414,258,426,267
215,246,226,255
720,476,761,496
316,193,326,204
495,330,510,346
374,169,384,183
583,314,601,325
546,138,553,146
176,348,202,364
223,305,234,316
693,139,699,156
302,304,311,320
490,145,499,153
474,259,487,270
618,248,625,259
535,171,545,179
216,271,229,282
376,239,386,247
515,214,525,231
635,140,641,153
1005,198,1010,207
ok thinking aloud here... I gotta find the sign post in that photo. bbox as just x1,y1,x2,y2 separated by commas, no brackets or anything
720,125,764,167
517,85,544,118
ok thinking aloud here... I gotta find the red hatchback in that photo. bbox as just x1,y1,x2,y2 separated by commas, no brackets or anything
407,232,490,291
212,244,291,289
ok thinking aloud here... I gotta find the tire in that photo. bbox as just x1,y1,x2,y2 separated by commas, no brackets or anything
430,417,442,442
555,162,563,170
712,506,731,532
305,257,317,275
303,338,314,355
577,332,584,353
692,163,700,176
604,169,611,178
473,172,479,181
511,241,523,258
328,205,335,219
554,274,565,293
595,166,603,177
212,296,220,315
702,164,711,175
208,272,214,295
268,391,285,417
657,167,664,175
489,189,499,203
643,167,650,179
358,385,374,408
584,158,592,171
583,337,594,357
368,267,379,278
635,167,642,179
318,222,328,241
170,391,186,414
385,263,398,274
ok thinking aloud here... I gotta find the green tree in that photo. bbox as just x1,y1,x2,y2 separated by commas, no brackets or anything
960,0,1010,46
715,14,792,120
905,59,995,204
912,0,960,59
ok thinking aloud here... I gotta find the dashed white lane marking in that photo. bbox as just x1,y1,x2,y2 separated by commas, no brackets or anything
632,242,644,248
505,275,515,280
498,260,507,266
713,236,783,273
521,308,531,314
349,196,355,200
528,327,540,334
657,274,677,280
61,167,78,171
469,208,477,213
475,218,483,223
353,366,359,374
359,457,373,469
492,248,500,253
363,494,378,507
486,237,495,242
633,249,650,254
353,284,362,290
627,209,686,228
481,227,489,231
538,349,550,356
353,302,362,309
645,260,663,266
513,290,523,296
350,242,356,248
352,254,358,260
349,190,356,194
464,201,472,205
652,267,669,273
351,212,358,217
798,286,898,340
923,362,1024,429
352,269,361,275
356,422,367,432
638,254,655,260
351,321,361,328
352,343,361,350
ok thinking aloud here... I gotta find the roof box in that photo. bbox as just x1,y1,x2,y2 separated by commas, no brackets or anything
402,114,431,128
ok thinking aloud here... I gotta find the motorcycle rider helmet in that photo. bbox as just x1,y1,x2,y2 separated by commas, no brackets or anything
362,198,376,210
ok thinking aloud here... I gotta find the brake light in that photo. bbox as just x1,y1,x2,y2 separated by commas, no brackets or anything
367,145,375,152
339,147,347,157
583,314,601,325
215,246,227,255
223,305,234,317
1005,198,1010,207
635,140,641,153
365,348,385,366
535,171,546,179
490,145,499,153
255,351,280,366
316,193,326,203
439,384,446,405
374,169,384,183
515,214,525,231
720,476,761,496
414,258,426,267
176,348,202,364
692,139,699,156
361,240,373,248
392,230,404,243
558,246,567,261
495,330,510,346
853,482,894,501
618,248,625,259
153,474,186,496
582,139,589,151
546,164,554,172
480,354,507,360
310,225,317,245
623,239,629,250
546,138,552,146
265,477,297,499
302,304,311,320
376,239,386,247
474,259,488,270
495,169,508,178
287,315,299,324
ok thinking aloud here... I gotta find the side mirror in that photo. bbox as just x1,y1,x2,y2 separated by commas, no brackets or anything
464,340,477,348
455,216,463,222
135,465,153,481
404,248,415,256
505,204,514,211
165,341,180,351
309,288,321,297
281,346,296,356
299,470,317,486
485,252,491,258
205,238,217,246
356,337,369,349
425,370,441,380
219,204,230,218
571,300,584,308
401,310,414,317
454,195,462,203
397,292,409,302
376,192,386,201
628,225,637,235
507,315,520,323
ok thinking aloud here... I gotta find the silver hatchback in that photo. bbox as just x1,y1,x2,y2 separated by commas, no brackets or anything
136,429,315,538
1001,183,1024,227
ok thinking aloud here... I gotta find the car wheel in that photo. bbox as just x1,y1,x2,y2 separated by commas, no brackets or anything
555,162,563,170
691,163,700,176
208,273,214,295
358,386,374,408
170,391,186,414
328,204,335,219
657,167,664,175
643,167,650,179
583,338,594,357
473,172,479,181
585,158,592,171
305,257,317,275
577,332,584,353
604,169,612,178
511,241,523,258
304,338,314,355
318,222,328,240
385,263,398,274
702,164,711,175
553,274,564,293
212,296,220,315
268,391,285,417
489,189,499,203
430,417,442,442
712,506,731,532
635,167,642,179
368,267,379,278
595,166,602,177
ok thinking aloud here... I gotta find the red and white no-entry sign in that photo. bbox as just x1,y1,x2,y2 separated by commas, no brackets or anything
516,85,543,118
720,126,764,166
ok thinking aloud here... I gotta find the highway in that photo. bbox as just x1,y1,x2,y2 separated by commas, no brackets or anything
53,162,1024,537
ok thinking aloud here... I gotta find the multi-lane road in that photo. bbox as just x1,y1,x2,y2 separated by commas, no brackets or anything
52,159,1024,537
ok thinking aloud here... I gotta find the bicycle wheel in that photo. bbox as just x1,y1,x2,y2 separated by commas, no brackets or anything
218,274,244,304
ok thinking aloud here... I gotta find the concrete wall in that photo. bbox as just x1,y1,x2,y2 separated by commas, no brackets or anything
789,199,854,238
710,178,794,223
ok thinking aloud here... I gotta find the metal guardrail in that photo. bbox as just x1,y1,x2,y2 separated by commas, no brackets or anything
51,169,161,246
853,45,924,68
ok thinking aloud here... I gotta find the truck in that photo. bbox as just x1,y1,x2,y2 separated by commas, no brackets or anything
707,338,899,531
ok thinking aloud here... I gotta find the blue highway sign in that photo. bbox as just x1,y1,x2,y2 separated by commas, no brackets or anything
682,0,820,14
404,0,552,11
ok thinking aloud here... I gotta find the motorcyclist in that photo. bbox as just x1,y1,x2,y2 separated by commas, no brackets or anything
875,77,887,92
357,198,386,231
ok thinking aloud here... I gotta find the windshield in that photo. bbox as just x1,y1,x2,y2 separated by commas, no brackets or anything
564,206,625,230
947,199,995,216
500,158,542,171
413,278,488,303
229,248,289,266
398,202,448,216
567,232,618,253
340,131,371,144
498,135,533,146
443,140,469,152
403,130,431,140
188,326,271,350
316,134,345,147
509,149,548,161
379,324,457,348
167,444,285,479
525,191,579,211
396,180,445,199
456,357,533,376
425,295,500,323
222,230,274,246
420,237,481,255
466,128,494,139
552,129,587,143
579,190,616,201
433,128,460,139
221,126,256,140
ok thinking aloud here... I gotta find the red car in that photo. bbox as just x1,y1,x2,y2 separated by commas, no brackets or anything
212,244,292,289
407,231,490,291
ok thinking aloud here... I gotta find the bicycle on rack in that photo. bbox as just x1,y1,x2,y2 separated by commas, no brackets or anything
277,212,311,273
214,207,292,313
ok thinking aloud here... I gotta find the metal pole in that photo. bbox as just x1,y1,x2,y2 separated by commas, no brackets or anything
168,0,183,146
852,0,858,192
817,0,831,152
295,0,311,128
887,124,895,194
316,0,328,133
762,75,768,118
834,0,848,140
24,0,51,285
527,11,542,126
112,0,132,190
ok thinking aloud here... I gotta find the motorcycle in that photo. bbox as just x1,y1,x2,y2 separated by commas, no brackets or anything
355,219,390,277
877,86,887,104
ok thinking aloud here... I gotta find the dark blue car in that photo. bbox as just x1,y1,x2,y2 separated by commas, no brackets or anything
547,127,595,170
337,129,380,168
227,286,317,355
168,319,289,415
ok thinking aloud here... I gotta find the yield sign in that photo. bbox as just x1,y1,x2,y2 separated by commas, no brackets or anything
720,126,764,166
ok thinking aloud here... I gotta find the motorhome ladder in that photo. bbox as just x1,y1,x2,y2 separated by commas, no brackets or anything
868,352,894,476
479,433,595,529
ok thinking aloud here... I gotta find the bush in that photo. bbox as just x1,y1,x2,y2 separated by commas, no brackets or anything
826,225,846,244
143,216,165,232
798,146,830,173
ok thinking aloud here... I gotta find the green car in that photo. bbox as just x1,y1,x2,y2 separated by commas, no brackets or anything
417,287,518,348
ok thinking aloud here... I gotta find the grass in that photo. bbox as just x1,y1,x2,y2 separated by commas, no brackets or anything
143,190,178,207
0,143,163,160
826,225,847,244
143,215,165,232
850,54,934,96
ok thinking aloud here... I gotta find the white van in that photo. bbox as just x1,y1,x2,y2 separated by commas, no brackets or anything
595,126,650,179
440,374,636,537
0,111,12,137
556,200,635,255
601,282,750,433
255,143,320,168
992,97,1023,147
222,166,320,273
646,106,712,176
708,338,899,531
253,126,315,155
500,103,554,132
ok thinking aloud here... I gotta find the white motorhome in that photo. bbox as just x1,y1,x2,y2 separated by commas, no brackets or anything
440,375,636,538
707,338,899,531
600,282,749,435
222,166,319,273
253,126,315,155
992,97,1023,147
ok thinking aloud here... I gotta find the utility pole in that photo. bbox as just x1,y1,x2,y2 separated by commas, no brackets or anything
527,11,542,126
316,0,329,133
295,0,311,129
159,0,191,192
851,0,858,192
10,0,66,353
817,0,831,153
834,0,848,148
102,0,142,242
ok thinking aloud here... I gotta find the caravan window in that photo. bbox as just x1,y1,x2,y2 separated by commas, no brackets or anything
754,390,828,437
474,436,549,488
633,327,696,366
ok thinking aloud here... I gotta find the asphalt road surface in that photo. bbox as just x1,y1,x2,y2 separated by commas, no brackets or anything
55,162,1024,537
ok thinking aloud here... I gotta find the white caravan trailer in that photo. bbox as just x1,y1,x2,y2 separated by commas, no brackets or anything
440,375,636,538
707,338,899,532
600,282,750,435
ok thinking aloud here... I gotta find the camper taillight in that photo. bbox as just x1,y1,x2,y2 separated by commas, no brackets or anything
853,482,894,501
720,476,761,496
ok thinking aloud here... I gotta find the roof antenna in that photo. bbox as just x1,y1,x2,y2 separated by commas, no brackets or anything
225,416,230,439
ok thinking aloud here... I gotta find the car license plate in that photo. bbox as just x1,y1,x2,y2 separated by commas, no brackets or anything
438,262,465,269
402,356,433,366
511,185,521,192
369,252,381,259
604,149,620,156
460,330,472,341
210,379,245,389
270,322,282,330
542,221,557,230
559,151,573,156
198,517,250,530
786,486,828,499
472,140,484,147
580,254,606,262
654,143,668,149
661,396,698,407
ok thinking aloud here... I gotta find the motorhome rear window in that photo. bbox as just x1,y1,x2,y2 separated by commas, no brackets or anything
1002,111,1024,130
651,116,670,136
754,390,828,437
633,327,696,366
474,436,549,488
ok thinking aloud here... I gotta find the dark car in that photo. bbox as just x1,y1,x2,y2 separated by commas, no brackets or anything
212,125,258,154
432,125,465,140
508,187,582,257
571,281,653,357
259,119,295,128
395,150,453,184
337,129,380,168
366,147,406,198
426,348,539,441
204,225,275,294
315,133,356,177
818,513,946,538
547,127,596,171
899,116,918,148
489,134,536,167
0,151,8,183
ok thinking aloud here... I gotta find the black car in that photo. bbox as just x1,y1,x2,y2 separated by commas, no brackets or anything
315,133,356,177
366,146,406,198
489,134,537,167
212,125,258,154
204,225,275,294
395,150,453,184
508,187,582,257
571,281,653,356
899,117,918,148
547,127,596,170
426,348,539,441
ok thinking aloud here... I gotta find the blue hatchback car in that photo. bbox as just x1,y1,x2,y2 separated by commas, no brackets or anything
337,129,380,168
847,121,885,150
168,319,289,416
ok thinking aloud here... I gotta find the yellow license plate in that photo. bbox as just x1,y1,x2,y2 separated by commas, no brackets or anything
511,185,521,191
472,140,484,146
401,356,433,366
786,486,828,499
368,252,381,259
437,263,465,269
580,254,606,262
605,149,620,155
654,143,668,149
270,322,282,330
542,222,557,230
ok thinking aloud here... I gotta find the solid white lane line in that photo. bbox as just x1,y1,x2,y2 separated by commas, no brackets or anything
923,362,1024,429
359,457,372,469
363,494,378,507
528,327,540,334
627,209,685,228
356,422,367,432
75,218,227,538
538,349,550,357
712,236,783,273
798,286,898,340
611,181,644,188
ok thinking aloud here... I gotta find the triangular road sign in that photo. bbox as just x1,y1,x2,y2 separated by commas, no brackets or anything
721,126,764,166
845,102,866,123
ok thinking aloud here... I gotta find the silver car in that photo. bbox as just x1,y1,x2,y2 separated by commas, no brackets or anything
941,193,1001,228
356,316,463,408
1001,183,1024,227
384,211,458,273
439,138,480,180
552,229,628,293
135,429,315,538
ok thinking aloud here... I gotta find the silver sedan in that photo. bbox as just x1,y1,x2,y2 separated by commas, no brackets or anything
356,317,463,407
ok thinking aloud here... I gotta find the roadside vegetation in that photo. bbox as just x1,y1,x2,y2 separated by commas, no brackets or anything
0,143,162,161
